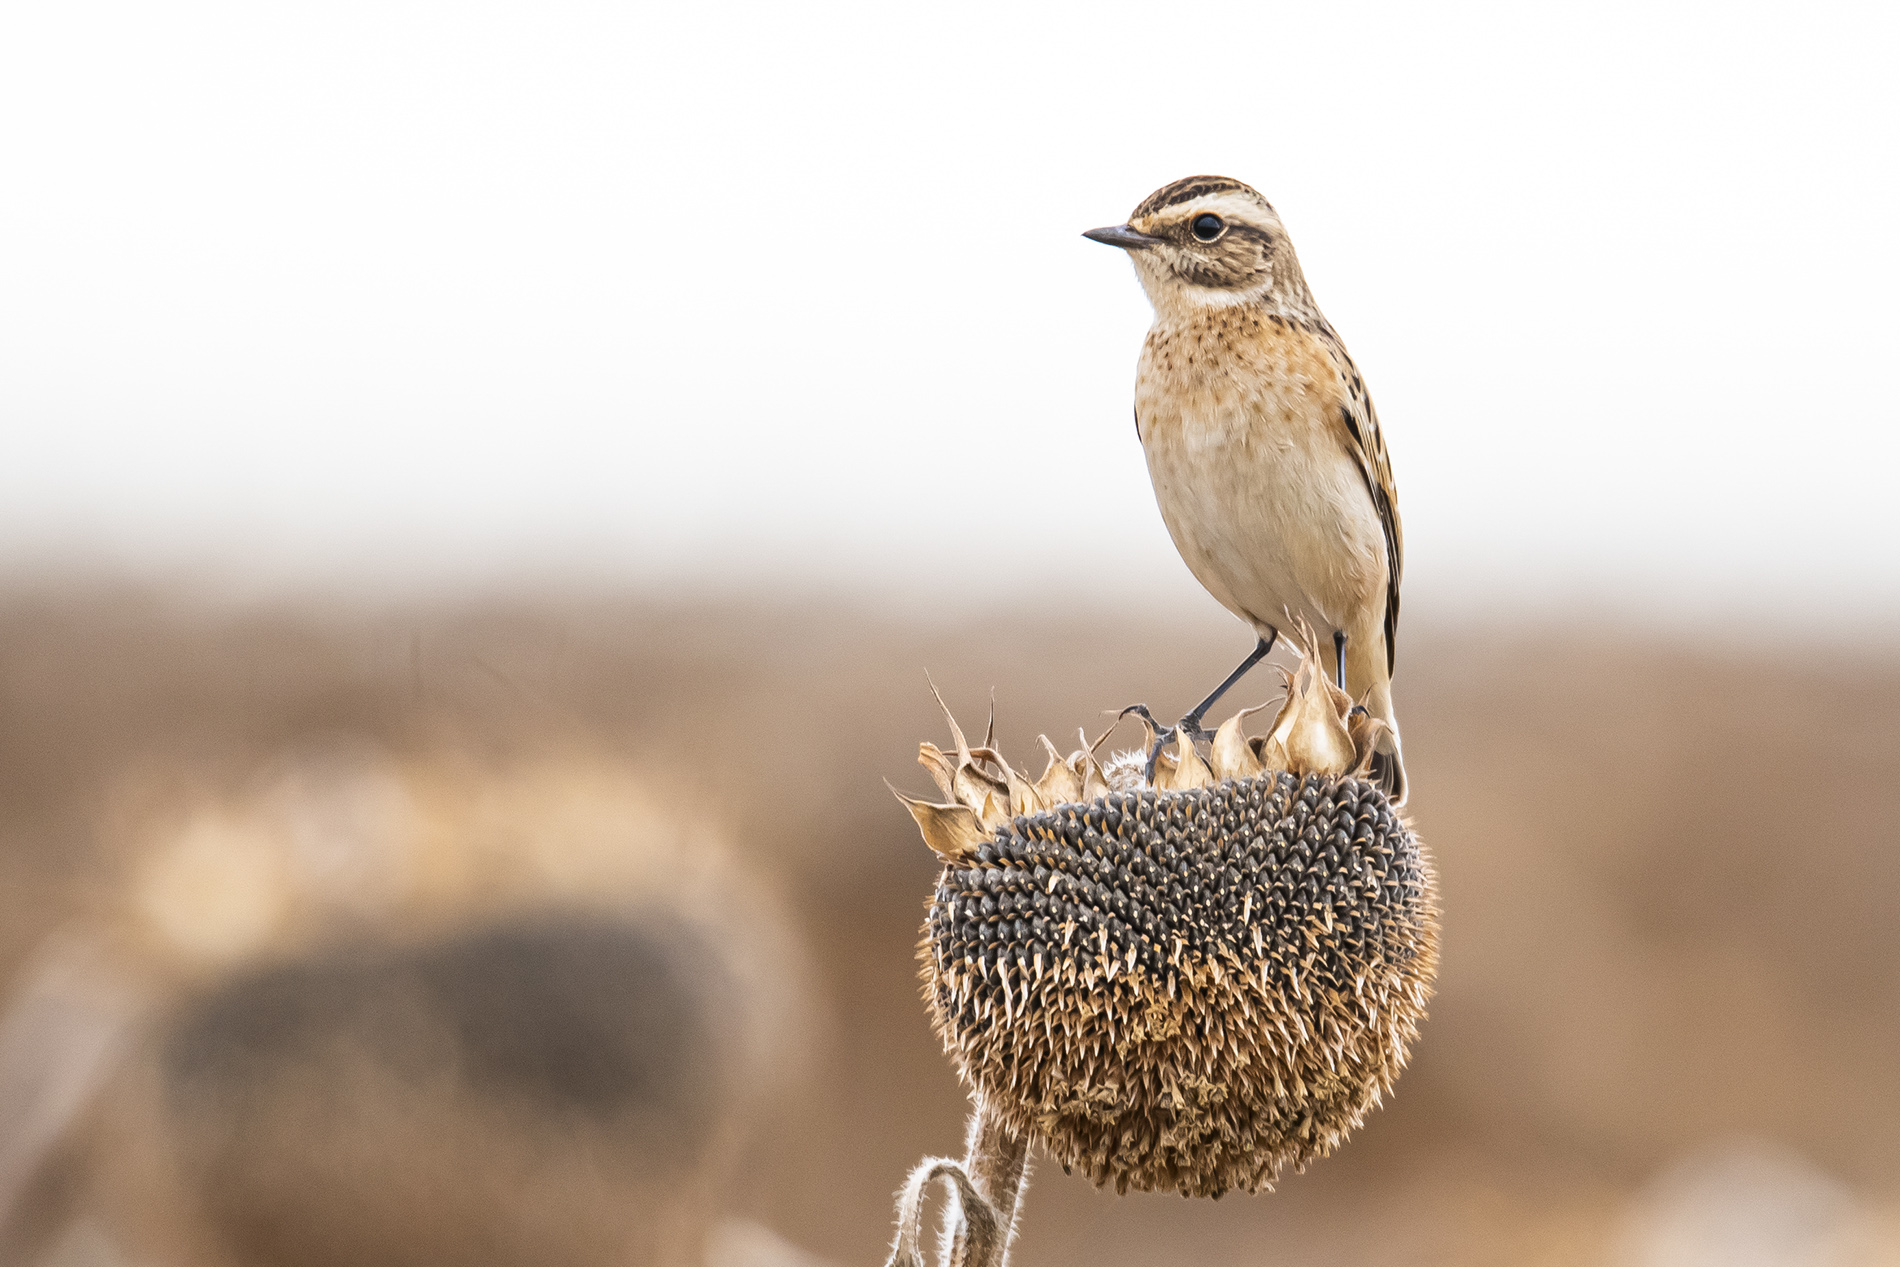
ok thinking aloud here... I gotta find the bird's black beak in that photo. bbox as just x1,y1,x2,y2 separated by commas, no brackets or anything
1083,224,1163,250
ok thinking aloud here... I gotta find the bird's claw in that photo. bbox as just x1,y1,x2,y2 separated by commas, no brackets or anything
1117,703,1163,728
1119,704,1213,785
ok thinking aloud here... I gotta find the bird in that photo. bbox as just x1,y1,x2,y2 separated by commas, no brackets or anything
1085,175,1407,803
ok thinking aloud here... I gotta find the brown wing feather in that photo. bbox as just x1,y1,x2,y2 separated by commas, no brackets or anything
1329,359,1403,676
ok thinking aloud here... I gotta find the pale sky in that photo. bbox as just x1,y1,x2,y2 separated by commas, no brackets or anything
1,1,1895,629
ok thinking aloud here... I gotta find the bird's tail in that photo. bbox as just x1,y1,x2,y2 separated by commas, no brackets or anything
1368,723,1406,806
1347,667,1407,807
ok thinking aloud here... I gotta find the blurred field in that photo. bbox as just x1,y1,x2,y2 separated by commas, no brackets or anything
0,586,1896,1267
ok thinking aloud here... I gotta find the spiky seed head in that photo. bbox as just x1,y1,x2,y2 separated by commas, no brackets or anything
895,665,1439,1197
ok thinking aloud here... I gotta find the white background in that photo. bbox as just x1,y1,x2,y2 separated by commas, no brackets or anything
1,1,1895,630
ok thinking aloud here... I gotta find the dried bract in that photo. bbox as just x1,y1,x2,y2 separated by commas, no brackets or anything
1034,735,1083,808
1259,620,1356,778
1209,704,1268,782
888,786,990,863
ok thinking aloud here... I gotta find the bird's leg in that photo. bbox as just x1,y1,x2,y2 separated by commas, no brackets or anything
1332,630,1347,691
1178,632,1277,739
1123,632,1279,785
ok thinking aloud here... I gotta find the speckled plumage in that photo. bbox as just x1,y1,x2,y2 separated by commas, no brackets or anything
1095,176,1408,802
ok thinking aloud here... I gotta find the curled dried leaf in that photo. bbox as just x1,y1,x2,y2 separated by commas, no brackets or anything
971,746,1026,782
1076,727,1114,801
980,787,1017,832
1209,701,1273,781
889,784,991,861
1034,735,1083,807
926,678,1015,818
927,676,974,769
913,647,1382,824
955,762,1012,821
1287,615,1357,719
1254,734,1288,773
917,742,958,802
1268,655,1353,778
971,745,1042,816
1003,762,1044,816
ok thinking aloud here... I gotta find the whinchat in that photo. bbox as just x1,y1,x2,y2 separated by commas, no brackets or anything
1087,175,1407,803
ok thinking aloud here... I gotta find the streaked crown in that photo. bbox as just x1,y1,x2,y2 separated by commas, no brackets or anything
1130,175,1274,222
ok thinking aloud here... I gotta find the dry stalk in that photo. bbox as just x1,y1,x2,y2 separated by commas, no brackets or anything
885,1095,1029,1267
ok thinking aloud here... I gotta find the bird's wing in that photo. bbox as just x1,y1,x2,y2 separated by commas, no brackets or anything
1332,370,1403,676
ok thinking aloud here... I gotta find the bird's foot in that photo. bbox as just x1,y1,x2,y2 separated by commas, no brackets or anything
1119,704,1213,785
1118,704,1173,784
1174,720,1216,748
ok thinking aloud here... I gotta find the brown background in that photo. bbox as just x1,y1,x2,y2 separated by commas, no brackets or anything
0,588,1895,1266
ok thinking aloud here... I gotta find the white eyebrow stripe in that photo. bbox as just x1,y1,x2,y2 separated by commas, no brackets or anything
1136,190,1279,231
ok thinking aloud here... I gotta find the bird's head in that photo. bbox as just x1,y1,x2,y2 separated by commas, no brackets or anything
1085,176,1314,320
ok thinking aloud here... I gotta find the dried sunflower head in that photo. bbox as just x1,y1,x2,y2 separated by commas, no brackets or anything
893,652,1439,1198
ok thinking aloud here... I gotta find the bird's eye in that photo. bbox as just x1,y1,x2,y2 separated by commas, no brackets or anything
1191,214,1224,242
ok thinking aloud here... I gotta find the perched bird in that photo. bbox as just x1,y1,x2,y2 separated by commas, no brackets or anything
1086,176,1407,803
